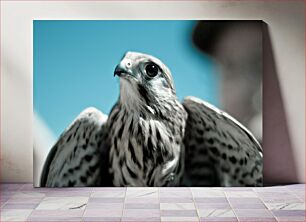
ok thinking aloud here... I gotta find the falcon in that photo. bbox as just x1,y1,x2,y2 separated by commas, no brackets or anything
40,51,263,187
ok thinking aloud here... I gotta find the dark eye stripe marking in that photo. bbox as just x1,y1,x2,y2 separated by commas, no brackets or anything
138,84,150,105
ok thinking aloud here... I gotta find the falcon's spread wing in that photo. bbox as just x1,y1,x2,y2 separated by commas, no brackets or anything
40,107,112,187
182,96,263,187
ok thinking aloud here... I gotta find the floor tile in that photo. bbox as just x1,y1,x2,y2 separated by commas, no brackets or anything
224,187,253,192
225,191,258,198
194,197,228,203
286,184,305,190
2,203,39,209
29,209,84,218
227,197,262,204
160,203,196,210
7,197,44,204
125,197,159,203
253,186,289,193
125,203,160,209
272,209,305,217
234,209,274,218
1,191,17,197
20,184,36,191
192,188,225,197
198,209,235,217
1,184,24,191
160,189,192,198
161,210,198,217
91,189,126,197
83,208,123,217
28,209,84,221
0,209,32,221
40,187,90,192
45,191,91,197
230,202,266,209
200,217,238,221
11,191,46,199
83,217,121,222
126,187,158,198
127,187,158,192
86,202,123,209
36,196,88,210
265,202,305,210
292,191,305,200
122,217,161,221
257,192,300,203
89,197,124,203
0,196,10,204
162,216,199,222
196,203,231,209
276,217,306,222
262,197,302,204
160,187,190,192
237,217,277,222
160,197,194,203
90,187,126,192
122,209,160,217
27,216,83,221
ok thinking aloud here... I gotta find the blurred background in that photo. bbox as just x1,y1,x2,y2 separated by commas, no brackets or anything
193,21,262,141
33,20,262,185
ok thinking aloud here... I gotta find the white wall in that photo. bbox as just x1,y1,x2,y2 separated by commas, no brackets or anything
1,1,305,183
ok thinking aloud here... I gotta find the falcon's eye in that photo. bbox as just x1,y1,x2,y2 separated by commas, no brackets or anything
145,62,159,77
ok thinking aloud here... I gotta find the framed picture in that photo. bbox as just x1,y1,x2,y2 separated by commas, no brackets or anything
34,20,263,187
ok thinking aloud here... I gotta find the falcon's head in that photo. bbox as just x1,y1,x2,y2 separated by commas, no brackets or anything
114,51,176,110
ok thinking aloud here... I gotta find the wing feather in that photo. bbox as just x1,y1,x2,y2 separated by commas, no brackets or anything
40,107,110,187
182,96,263,187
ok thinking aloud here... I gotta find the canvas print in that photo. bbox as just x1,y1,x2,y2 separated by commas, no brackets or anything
34,20,263,187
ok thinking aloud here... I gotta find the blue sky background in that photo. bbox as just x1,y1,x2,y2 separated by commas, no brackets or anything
34,20,219,138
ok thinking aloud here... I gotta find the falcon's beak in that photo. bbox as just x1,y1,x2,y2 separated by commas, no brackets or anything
114,64,129,77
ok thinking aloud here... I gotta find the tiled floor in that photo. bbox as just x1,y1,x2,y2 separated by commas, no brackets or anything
0,184,304,222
